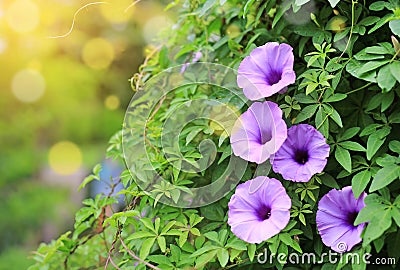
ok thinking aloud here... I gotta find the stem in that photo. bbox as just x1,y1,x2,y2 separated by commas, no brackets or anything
338,0,357,60
346,82,372,94
119,236,161,270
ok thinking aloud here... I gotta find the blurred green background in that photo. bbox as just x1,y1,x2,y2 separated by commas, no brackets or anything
0,0,172,268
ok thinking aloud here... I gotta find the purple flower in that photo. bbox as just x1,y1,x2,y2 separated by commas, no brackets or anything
180,51,203,73
228,176,291,244
272,124,330,182
230,101,287,164
237,42,296,100
316,186,367,252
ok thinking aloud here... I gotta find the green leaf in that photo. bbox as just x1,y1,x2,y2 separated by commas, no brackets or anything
389,140,400,154
127,231,156,240
389,20,400,36
204,231,219,244
319,173,340,189
316,106,329,138
339,141,366,151
324,93,347,103
326,58,343,72
295,93,317,104
367,134,385,160
190,228,201,236
279,233,292,246
191,245,219,258
148,255,172,266
155,217,160,233
363,210,392,246
377,64,396,92
294,104,319,123
279,233,302,253
140,218,156,233
369,1,387,11
338,127,360,141
335,146,352,172
369,165,400,192
140,237,156,259
355,196,387,225
389,62,400,83
157,236,166,252
248,244,256,262
198,0,218,17
381,91,394,112
225,238,247,250
352,170,371,198
217,249,229,267
329,108,343,127
358,60,389,74
159,46,169,69
186,127,203,145
78,175,97,191
391,207,400,227
368,14,394,34
179,231,189,247
195,250,218,268
272,1,291,28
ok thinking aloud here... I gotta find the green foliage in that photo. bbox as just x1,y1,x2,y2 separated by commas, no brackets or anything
30,0,400,269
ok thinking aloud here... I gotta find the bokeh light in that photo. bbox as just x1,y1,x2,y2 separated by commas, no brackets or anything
0,38,7,54
48,141,82,175
100,0,133,25
11,69,45,103
104,95,120,110
82,38,115,69
6,0,40,33
142,16,173,44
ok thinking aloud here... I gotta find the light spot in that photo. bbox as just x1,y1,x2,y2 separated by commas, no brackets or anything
82,38,115,69
142,16,173,44
6,0,40,33
0,38,7,53
104,95,120,110
48,141,82,175
100,0,132,24
12,69,45,103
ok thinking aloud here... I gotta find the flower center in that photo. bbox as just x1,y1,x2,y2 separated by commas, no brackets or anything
256,205,272,221
294,149,309,164
265,69,282,85
346,211,358,226
260,129,273,144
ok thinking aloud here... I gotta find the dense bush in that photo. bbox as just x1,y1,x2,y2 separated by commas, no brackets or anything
30,0,400,269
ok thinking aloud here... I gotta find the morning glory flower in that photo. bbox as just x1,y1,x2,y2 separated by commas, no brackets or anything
228,176,291,244
230,101,287,164
272,124,330,182
316,186,367,252
237,42,296,100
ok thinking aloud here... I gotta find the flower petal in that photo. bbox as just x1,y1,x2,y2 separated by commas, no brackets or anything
237,42,296,100
228,177,291,244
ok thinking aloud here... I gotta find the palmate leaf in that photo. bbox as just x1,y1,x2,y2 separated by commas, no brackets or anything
335,146,352,172
355,194,393,246
352,169,371,198
367,133,386,160
140,237,156,259
377,64,397,92
370,165,400,192
294,104,319,123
